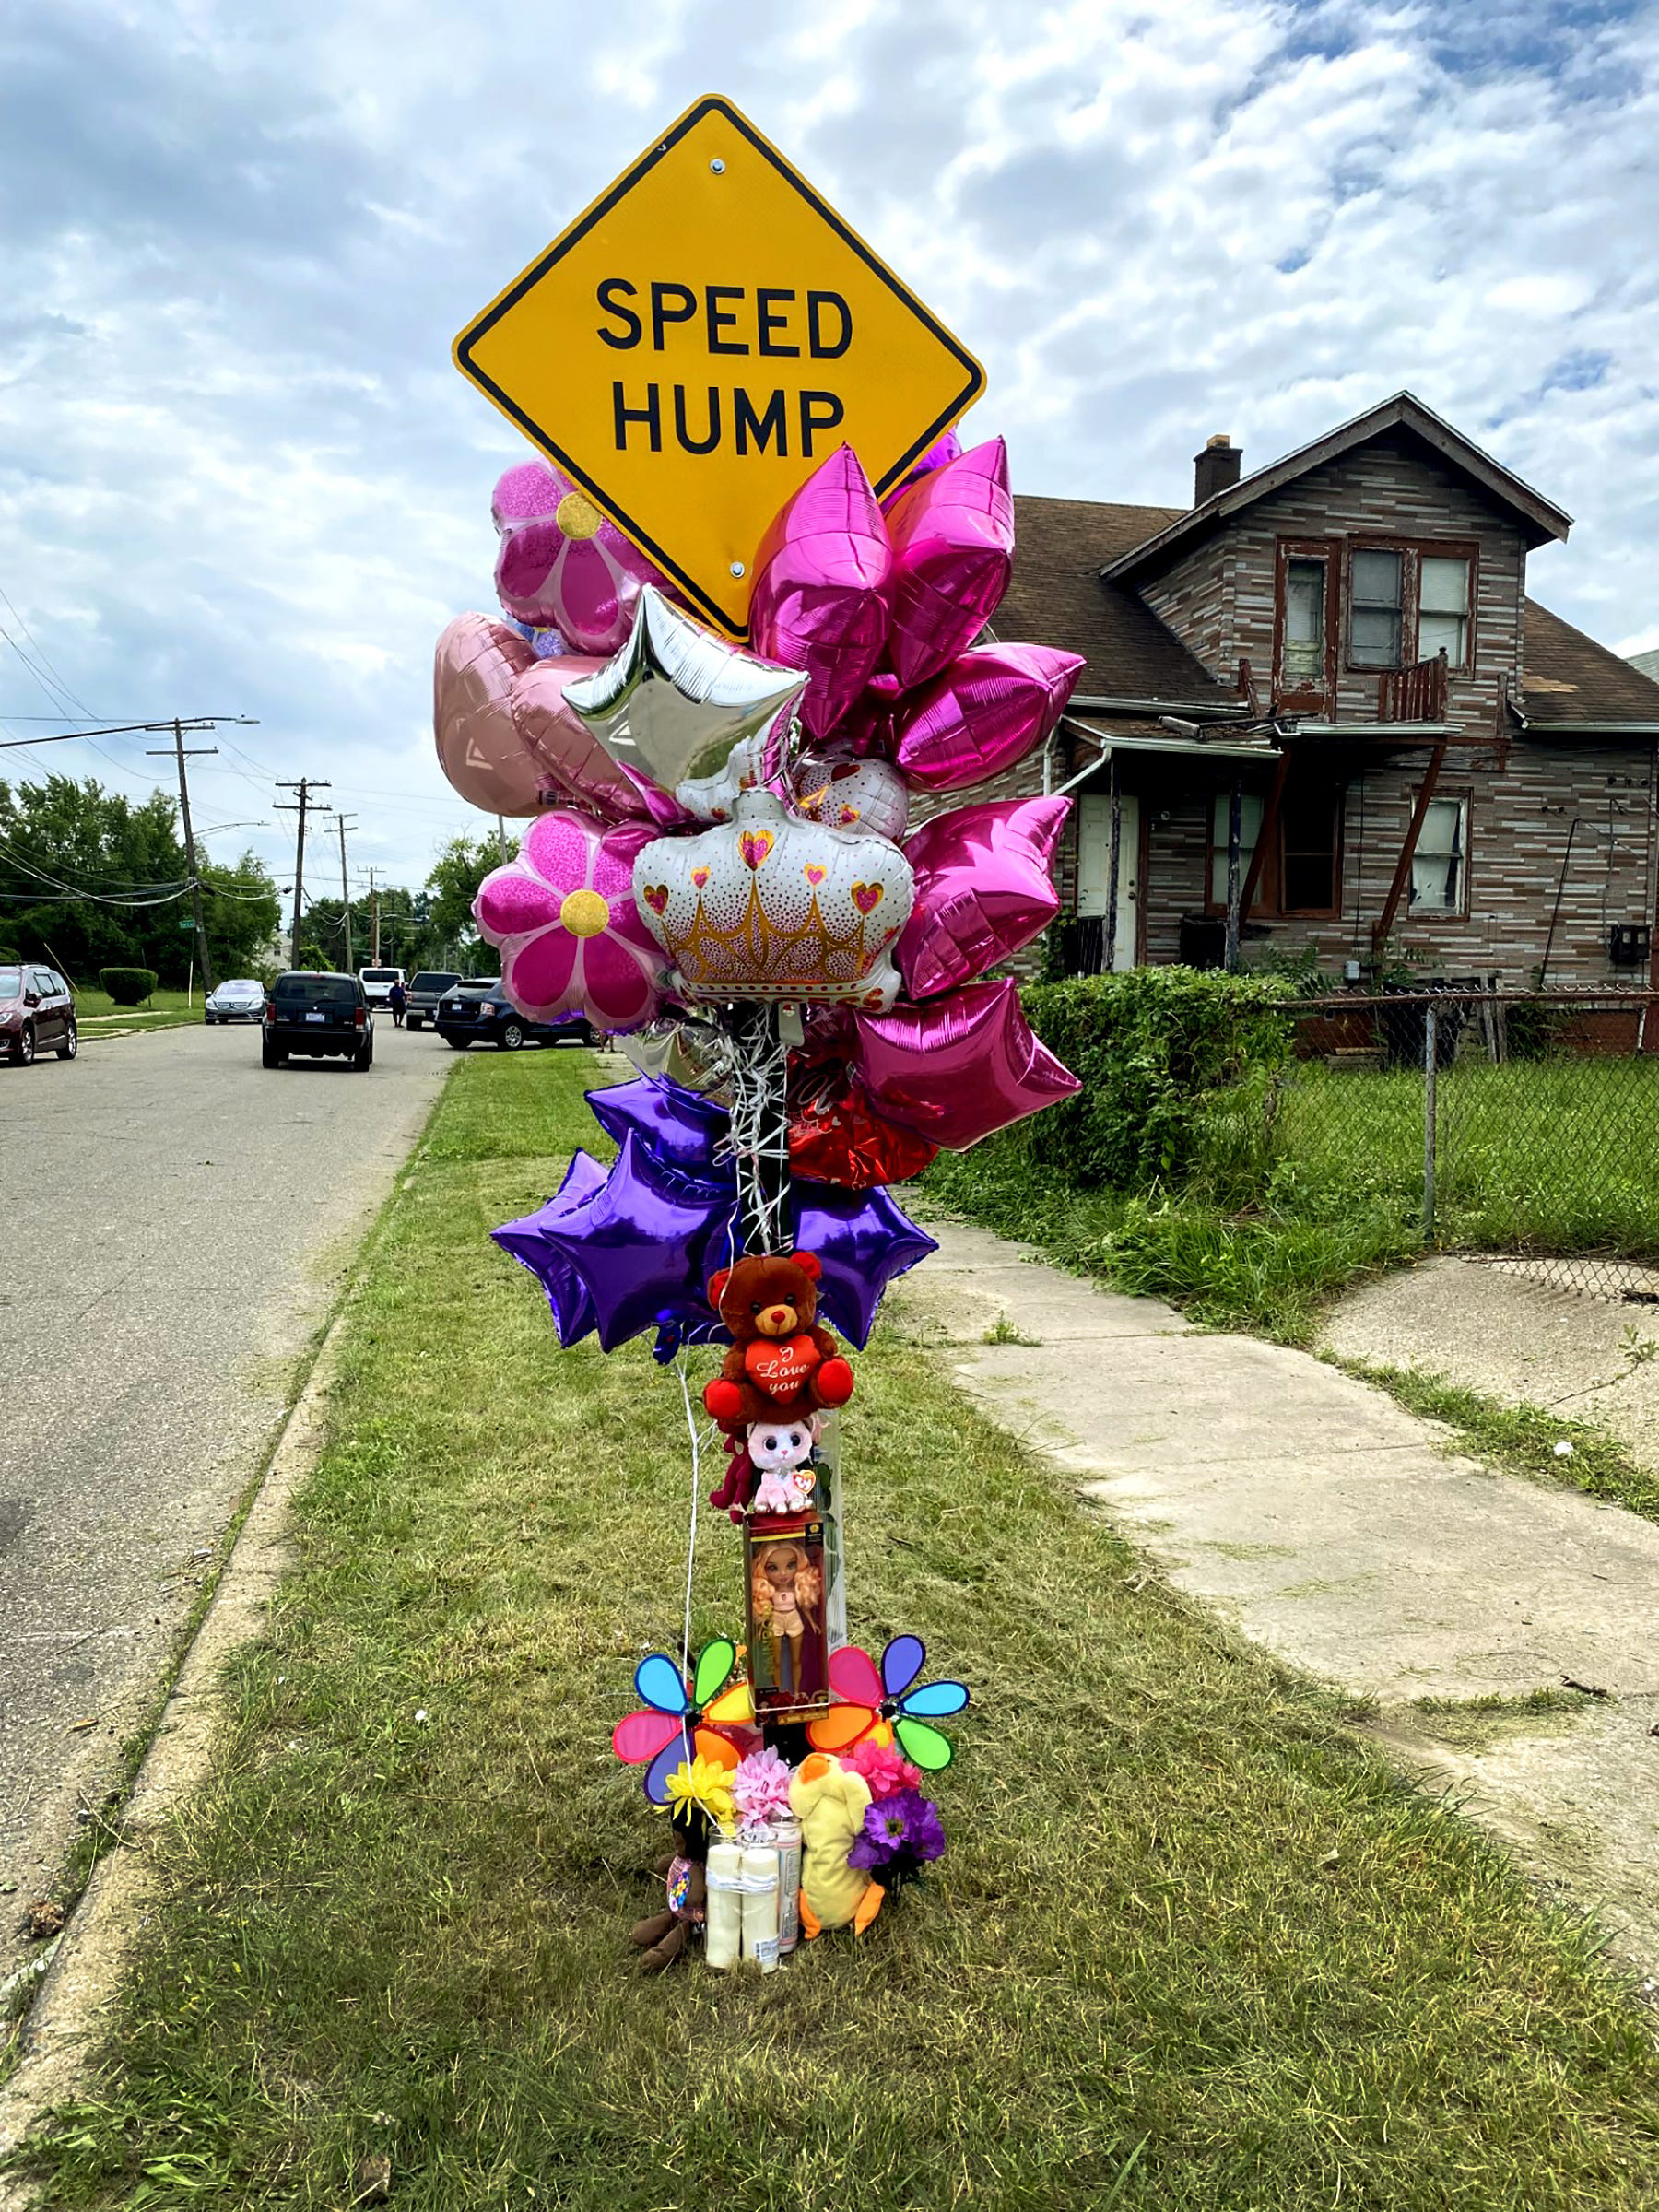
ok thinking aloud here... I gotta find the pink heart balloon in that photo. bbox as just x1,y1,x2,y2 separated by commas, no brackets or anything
883,437,1015,688
853,977,1079,1151
897,795,1070,998
747,445,893,742
511,658,691,830
894,642,1085,793
433,614,548,817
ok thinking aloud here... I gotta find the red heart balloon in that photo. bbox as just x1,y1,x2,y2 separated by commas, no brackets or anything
789,1082,940,1190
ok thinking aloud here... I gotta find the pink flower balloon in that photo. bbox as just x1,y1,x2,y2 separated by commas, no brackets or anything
898,795,1070,998
882,438,1015,688
492,459,669,656
894,642,1084,793
474,810,667,1036
433,613,549,817
511,656,689,830
878,429,962,513
853,978,1079,1151
747,445,893,742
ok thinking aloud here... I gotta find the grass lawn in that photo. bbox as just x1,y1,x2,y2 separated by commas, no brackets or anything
13,1050,1659,2208
74,985,205,1037
925,1053,1659,1344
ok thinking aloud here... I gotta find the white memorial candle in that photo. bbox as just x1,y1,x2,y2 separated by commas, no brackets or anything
740,1843,780,1972
704,1839,744,1971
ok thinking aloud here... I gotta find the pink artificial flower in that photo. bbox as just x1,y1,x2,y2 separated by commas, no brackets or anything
840,1735,922,1800
473,809,665,1035
731,1745,794,1829
492,461,665,656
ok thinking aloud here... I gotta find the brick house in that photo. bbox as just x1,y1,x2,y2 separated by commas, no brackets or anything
994,393,1659,989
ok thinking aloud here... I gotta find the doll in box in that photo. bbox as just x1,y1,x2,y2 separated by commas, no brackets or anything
751,1537,821,1696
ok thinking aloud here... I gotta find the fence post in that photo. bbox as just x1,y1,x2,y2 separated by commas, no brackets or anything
1422,1001,1438,1246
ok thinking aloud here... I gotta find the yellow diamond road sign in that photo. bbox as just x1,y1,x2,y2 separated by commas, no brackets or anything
453,95,986,639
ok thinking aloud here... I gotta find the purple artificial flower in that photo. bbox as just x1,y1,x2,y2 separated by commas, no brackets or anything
847,1787,946,1873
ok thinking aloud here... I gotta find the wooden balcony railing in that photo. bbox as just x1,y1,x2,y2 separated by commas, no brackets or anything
1378,650,1449,724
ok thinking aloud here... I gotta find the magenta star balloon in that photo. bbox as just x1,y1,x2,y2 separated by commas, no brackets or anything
893,642,1085,794
853,978,1080,1151
882,438,1015,689
898,795,1071,998
747,446,893,743
879,429,962,512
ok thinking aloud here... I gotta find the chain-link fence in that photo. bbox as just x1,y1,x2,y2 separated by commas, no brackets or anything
1273,992,1659,1301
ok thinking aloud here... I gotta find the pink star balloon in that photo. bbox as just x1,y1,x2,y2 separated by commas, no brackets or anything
897,795,1071,998
474,810,667,1035
747,445,893,743
878,429,962,513
492,459,671,657
882,438,1015,689
853,978,1079,1151
433,614,549,817
894,642,1085,793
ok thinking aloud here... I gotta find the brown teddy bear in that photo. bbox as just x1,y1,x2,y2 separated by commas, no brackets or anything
701,1250,854,1432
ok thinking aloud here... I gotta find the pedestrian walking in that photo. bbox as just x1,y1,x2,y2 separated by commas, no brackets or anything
388,979,408,1028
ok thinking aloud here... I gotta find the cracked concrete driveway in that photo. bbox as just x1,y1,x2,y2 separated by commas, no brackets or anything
0,1018,451,1976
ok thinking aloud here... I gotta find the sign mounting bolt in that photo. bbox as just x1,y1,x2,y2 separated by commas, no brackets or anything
710,158,726,174
730,560,747,578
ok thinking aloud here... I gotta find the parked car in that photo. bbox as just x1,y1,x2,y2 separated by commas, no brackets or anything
403,970,462,1031
357,964,406,1009
0,962,76,1065
432,980,592,1051
263,971,373,1070
205,977,265,1025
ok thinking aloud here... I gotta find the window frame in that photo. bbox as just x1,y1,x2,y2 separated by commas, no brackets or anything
1341,536,1479,677
1405,788,1472,921
1205,782,1346,922
1273,537,1340,705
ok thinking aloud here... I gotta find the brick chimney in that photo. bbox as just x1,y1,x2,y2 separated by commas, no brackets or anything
1194,433,1241,507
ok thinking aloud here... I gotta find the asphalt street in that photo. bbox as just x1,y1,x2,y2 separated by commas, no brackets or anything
0,1017,452,1973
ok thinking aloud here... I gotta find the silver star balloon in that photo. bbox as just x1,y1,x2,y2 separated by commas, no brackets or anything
561,587,808,794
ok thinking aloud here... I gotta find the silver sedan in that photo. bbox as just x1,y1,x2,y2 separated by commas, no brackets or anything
205,978,265,1025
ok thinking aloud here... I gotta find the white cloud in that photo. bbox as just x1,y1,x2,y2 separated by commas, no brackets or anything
0,0,1656,889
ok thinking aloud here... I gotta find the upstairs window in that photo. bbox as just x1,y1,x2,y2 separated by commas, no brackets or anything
1418,556,1471,669
1408,795,1467,915
1283,559,1327,684
1349,548,1405,667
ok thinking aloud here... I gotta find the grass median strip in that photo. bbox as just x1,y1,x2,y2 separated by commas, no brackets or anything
14,1049,1659,2209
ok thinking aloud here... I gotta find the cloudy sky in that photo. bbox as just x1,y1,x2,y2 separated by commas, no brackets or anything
3,0,1656,893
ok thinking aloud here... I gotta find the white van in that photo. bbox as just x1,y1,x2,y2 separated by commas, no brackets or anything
357,965,406,1008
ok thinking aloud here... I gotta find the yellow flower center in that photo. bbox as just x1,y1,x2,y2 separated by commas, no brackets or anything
559,888,610,937
555,490,604,541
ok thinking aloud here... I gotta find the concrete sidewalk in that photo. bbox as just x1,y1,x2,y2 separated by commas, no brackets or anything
898,1218,1659,1976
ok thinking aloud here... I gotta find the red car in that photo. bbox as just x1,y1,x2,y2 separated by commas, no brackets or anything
0,962,77,1065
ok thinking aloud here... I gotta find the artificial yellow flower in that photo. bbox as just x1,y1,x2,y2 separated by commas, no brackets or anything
665,1753,736,1831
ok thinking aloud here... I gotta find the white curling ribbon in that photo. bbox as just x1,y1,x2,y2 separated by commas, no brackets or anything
633,787,914,1009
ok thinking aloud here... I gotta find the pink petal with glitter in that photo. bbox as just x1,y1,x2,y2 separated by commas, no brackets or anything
523,810,595,894
475,867,557,939
505,925,580,1015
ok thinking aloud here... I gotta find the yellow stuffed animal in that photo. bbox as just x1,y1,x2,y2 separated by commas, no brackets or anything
789,1753,886,1937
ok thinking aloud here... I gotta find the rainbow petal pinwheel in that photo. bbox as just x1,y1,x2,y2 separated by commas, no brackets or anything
806,1634,969,1771
611,1637,755,1805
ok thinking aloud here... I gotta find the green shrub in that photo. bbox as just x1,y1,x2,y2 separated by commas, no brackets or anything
99,965,158,1006
1018,967,1295,1187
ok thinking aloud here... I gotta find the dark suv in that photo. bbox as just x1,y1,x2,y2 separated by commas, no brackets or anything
263,971,373,1070
404,970,462,1031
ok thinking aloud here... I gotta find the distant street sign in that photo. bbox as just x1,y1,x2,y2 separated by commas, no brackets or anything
453,94,985,638
179,915,195,930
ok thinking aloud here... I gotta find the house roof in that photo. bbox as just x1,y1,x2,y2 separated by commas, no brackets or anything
1003,495,1236,720
1523,600,1659,727
1630,647,1659,684
1100,392,1573,585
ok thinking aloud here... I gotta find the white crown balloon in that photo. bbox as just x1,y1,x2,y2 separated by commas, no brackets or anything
632,789,914,1009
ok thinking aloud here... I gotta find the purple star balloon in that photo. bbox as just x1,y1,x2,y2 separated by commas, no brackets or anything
490,1151,609,1345
584,1076,730,1178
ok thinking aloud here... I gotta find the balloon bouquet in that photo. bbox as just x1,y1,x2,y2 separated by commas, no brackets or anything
434,431,1083,1971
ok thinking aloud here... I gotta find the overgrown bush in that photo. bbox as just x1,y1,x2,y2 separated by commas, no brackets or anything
1018,967,1295,1187
99,965,158,1006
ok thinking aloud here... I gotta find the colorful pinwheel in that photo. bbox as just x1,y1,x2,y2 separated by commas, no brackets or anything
611,1637,755,1804
806,1634,969,1771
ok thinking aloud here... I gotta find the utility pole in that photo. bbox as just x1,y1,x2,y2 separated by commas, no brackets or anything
369,865,381,965
275,779,331,968
335,815,358,974
146,719,218,995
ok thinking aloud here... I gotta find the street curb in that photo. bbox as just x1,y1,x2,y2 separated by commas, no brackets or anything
0,1305,351,2200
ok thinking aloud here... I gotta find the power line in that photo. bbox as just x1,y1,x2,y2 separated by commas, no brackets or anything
0,716,257,751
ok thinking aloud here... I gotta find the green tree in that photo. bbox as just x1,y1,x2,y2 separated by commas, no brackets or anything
426,834,505,971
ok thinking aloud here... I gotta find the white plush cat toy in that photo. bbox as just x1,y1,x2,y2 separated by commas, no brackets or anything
747,1418,819,1517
